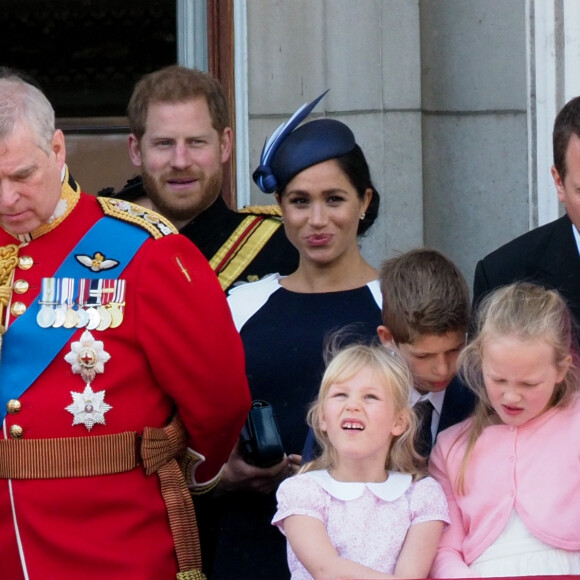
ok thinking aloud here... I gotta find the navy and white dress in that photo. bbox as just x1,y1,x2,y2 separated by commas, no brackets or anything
228,273,382,453
211,274,382,580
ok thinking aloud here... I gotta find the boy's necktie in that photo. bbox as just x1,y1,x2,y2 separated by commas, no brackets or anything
414,399,434,457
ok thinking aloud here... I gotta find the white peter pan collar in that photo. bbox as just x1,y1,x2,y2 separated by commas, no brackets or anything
307,470,412,501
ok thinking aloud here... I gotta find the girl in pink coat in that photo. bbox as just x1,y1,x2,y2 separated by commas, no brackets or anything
429,282,580,577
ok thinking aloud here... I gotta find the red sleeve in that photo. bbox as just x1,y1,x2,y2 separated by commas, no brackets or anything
134,233,250,484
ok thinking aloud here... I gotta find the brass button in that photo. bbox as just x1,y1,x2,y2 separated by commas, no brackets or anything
9,425,23,439
18,256,33,270
10,302,26,317
6,399,21,414
13,279,29,294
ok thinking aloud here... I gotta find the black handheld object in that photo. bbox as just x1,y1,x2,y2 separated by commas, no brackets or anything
240,400,285,468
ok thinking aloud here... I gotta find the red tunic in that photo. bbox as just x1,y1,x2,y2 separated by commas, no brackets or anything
0,192,250,579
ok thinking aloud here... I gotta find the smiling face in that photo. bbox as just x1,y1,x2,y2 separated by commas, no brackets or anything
0,121,65,235
482,335,570,427
320,366,407,480
275,159,371,268
128,98,232,227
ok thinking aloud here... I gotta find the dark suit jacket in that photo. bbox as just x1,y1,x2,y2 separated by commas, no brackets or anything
438,376,476,434
473,214,580,325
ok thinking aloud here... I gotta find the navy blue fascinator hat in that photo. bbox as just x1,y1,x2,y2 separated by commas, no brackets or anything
253,91,357,194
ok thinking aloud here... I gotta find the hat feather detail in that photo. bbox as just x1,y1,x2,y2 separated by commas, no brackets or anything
253,89,329,193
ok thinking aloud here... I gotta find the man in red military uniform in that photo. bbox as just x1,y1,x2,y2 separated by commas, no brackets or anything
0,69,250,579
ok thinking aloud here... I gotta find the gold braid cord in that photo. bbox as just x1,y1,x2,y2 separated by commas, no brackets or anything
0,244,19,333
239,204,282,217
98,197,177,239
176,571,206,580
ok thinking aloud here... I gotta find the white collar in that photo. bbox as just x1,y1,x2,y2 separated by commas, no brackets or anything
306,469,412,501
572,221,580,257
411,388,446,416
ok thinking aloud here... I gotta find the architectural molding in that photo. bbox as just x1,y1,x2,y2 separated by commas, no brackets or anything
234,1,250,208
529,0,580,226
177,0,208,71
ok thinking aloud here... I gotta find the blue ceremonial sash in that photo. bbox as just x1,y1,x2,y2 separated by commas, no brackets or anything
0,217,149,422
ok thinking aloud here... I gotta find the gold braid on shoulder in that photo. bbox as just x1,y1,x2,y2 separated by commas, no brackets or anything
238,204,282,218
0,244,19,334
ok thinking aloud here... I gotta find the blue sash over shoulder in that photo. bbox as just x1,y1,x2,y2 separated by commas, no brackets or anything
0,217,149,422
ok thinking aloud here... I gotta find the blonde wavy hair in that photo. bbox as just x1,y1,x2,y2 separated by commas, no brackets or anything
304,343,427,480
453,282,580,493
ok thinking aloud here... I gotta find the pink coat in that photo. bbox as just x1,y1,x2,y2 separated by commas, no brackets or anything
429,393,580,578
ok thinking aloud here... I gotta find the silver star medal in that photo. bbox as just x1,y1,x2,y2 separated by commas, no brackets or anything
65,384,112,431
64,330,112,431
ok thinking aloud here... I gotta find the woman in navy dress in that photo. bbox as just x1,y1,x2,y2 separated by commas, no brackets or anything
211,93,383,580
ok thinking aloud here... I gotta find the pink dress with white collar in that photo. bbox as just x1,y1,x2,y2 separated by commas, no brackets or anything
273,469,449,580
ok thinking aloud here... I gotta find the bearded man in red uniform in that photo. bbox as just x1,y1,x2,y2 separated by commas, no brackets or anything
0,69,250,579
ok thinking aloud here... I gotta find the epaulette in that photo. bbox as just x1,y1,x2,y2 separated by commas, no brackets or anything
238,204,282,218
97,197,177,240
210,208,284,291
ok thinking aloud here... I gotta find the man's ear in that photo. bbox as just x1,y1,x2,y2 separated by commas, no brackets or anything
377,325,395,345
51,129,66,170
551,165,567,204
128,134,142,167
220,127,233,164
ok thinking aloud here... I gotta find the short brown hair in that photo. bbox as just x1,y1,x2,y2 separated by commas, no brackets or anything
379,248,470,344
553,95,580,181
127,65,230,139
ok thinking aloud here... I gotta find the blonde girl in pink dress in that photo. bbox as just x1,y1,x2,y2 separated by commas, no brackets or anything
273,344,449,579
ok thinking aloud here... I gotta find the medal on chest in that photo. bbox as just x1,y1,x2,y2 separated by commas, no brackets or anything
64,330,112,431
36,277,127,332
